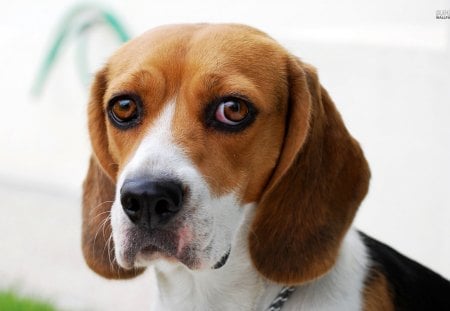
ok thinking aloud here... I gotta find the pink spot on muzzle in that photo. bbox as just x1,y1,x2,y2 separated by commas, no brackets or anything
177,226,193,257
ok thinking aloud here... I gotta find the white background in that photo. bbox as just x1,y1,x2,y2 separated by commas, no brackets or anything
0,0,449,310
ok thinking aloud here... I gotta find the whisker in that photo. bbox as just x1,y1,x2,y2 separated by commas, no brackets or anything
91,201,114,217
92,214,111,257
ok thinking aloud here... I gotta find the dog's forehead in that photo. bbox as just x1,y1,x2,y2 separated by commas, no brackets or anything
106,24,286,80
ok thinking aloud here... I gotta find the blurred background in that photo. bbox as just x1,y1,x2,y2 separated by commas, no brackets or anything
0,0,449,310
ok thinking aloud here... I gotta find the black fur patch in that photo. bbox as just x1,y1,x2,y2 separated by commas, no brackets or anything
359,232,450,310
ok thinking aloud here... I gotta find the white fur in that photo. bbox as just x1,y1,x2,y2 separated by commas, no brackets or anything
110,101,370,310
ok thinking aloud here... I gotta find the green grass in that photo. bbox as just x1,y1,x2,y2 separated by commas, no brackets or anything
0,290,57,311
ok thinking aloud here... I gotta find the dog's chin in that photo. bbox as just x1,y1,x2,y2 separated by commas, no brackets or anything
118,243,232,272
117,243,201,270
138,245,201,269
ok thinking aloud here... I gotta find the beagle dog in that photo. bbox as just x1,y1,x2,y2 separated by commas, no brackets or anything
82,24,450,310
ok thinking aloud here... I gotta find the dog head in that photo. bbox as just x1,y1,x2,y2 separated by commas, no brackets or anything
82,24,370,284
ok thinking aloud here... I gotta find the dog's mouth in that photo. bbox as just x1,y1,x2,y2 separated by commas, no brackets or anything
135,240,197,268
117,220,231,271
129,240,231,271
212,249,231,269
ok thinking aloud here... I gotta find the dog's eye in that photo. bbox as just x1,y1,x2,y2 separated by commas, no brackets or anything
206,96,256,132
108,95,142,129
215,100,249,125
112,98,137,121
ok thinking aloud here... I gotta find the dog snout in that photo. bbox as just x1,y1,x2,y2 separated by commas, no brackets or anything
120,179,183,229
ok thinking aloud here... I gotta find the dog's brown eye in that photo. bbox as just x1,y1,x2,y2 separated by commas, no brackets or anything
108,95,142,129
215,100,249,125
205,96,257,132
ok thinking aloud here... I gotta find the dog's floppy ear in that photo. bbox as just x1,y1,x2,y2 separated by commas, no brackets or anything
249,57,370,285
82,69,144,279
87,68,117,179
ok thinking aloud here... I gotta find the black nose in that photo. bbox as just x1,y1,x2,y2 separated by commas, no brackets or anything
120,179,183,228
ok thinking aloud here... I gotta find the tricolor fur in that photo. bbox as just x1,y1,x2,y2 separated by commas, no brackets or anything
82,24,450,310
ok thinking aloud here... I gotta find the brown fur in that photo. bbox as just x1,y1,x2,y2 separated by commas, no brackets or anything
82,24,370,283
363,270,395,311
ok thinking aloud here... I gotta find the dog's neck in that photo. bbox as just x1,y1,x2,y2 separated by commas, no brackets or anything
152,249,271,310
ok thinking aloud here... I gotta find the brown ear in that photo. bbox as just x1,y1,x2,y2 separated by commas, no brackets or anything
82,70,144,279
249,57,370,285
87,68,118,179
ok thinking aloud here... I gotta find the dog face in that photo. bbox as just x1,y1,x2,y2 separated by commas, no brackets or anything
82,24,370,284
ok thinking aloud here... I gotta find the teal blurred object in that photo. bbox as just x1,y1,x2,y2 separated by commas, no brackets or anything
31,3,130,96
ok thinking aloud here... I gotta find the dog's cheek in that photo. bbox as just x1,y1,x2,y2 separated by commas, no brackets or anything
203,193,246,264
